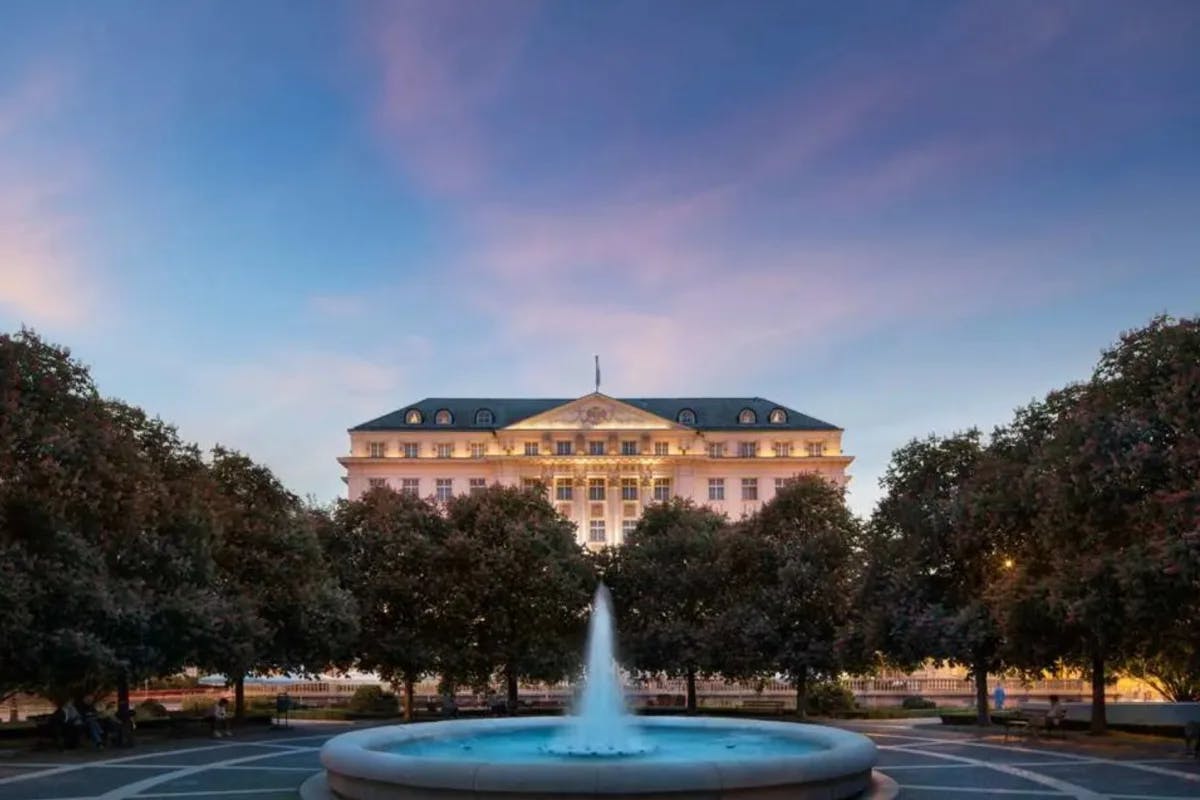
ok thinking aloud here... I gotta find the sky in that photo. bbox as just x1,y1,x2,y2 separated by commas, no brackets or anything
1,0,1198,515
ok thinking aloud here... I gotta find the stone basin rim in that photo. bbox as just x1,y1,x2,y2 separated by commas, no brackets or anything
320,715,878,794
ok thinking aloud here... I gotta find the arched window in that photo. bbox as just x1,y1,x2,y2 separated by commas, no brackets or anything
405,409,423,425
769,408,787,424
475,408,495,426
434,409,453,425
677,408,696,425
738,408,757,425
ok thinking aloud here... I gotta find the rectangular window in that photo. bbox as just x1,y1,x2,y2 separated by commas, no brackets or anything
621,440,638,456
436,443,454,458
435,478,453,501
741,477,758,501
469,478,487,495
470,442,487,458
807,441,826,457
774,442,792,457
653,478,671,501
622,519,637,538
556,440,574,456
402,442,419,458
524,442,539,456
621,478,638,501
368,441,387,458
589,440,606,456
522,478,542,492
401,478,420,497
708,478,725,501
708,442,725,458
775,477,788,491
556,479,574,501
738,441,758,458
589,519,606,543
368,477,387,489
588,478,606,501
653,441,669,456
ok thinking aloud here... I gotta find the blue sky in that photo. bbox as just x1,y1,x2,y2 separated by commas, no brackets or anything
2,0,1198,514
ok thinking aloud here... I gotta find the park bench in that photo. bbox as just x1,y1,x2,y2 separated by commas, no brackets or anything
1001,707,1065,742
741,699,786,715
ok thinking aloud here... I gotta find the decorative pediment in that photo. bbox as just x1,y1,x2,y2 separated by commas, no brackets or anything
502,393,683,431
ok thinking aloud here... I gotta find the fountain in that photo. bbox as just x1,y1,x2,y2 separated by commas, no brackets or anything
306,585,891,799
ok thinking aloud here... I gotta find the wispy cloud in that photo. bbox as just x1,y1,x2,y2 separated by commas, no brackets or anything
0,66,101,328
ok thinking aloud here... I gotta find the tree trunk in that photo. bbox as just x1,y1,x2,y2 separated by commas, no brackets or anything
1090,649,1107,735
506,666,519,715
234,675,245,721
794,665,808,720
974,666,989,726
116,670,134,746
686,668,697,715
403,675,415,722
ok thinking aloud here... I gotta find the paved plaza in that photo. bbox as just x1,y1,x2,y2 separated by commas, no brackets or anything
1,718,1198,800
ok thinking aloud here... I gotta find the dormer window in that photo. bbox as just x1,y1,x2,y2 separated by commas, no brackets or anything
738,408,757,425
474,408,494,426
405,409,423,425
769,408,787,424
434,409,453,425
677,408,696,425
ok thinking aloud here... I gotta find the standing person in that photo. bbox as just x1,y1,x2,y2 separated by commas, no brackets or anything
992,685,1006,712
209,697,231,738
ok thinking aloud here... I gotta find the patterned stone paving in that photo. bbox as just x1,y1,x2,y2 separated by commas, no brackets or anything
1,718,1197,799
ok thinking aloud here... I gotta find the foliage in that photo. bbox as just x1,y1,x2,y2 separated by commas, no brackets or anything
324,488,447,717
806,680,857,715
441,484,595,708
203,448,358,714
347,685,399,714
136,700,168,718
720,477,860,717
605,498,727,712
900,695,936,710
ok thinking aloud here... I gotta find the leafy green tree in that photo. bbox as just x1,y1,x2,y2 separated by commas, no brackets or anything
206,448,357,717
728,477,860,718
868,431,1004,724
442,483,594,711
324,488,447,720
605,498,726,713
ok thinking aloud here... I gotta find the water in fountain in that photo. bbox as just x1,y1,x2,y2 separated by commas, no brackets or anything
546,584,650,756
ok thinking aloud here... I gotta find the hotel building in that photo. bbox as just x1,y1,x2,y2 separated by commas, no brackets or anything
340,393,852,548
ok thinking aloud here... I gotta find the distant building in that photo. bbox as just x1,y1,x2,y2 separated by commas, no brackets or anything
340,393,852,548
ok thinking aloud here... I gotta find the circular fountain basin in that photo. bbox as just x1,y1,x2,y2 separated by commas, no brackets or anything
315,716,881,799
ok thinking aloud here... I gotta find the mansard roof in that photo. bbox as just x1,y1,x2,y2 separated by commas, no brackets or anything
351,396,840,432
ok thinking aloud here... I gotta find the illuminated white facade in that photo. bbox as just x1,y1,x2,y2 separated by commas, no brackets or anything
340,393,852,548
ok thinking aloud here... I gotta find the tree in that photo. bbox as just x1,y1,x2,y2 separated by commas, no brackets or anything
0,331,226,741
988,316,1200,733
867,431,1004,724
324,488,447,720
605,498,726,713
205,448,357,718
442,484,594,711
730,476,860,718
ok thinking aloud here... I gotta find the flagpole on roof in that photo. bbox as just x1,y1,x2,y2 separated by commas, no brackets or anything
594,355,601,393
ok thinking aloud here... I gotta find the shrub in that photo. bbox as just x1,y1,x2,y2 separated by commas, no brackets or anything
136,700,168,719
901,695,936,710
806,680,856,716
180,695,219,715
348,685,398,715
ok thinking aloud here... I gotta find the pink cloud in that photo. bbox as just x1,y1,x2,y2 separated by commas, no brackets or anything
360,1,539,194
0,66,101,329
